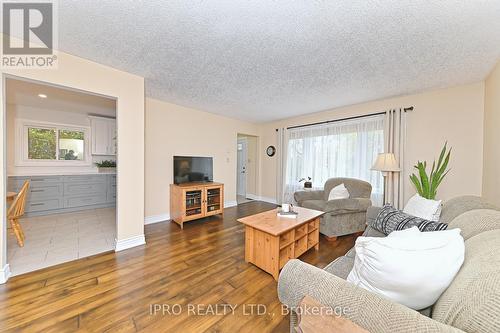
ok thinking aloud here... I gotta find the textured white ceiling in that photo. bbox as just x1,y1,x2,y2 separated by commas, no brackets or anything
58,1,500,122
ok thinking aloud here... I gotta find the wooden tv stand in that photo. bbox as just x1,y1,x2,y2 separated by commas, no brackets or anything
170,182,224,229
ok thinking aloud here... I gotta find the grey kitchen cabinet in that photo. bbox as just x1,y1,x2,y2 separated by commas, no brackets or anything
18,183,63,201
63,182,107,196
26,198,64,213
64,174,106,183
8,174,116,216
64,194,108,208
107,174,117,203
10,176,64,188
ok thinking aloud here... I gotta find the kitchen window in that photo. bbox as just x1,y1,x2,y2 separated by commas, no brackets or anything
16,120,91,166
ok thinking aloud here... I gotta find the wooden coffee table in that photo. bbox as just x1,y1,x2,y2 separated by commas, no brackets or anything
238,207,324,280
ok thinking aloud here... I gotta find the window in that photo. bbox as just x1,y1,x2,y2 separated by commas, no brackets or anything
27,127,56,160
58,130,85,160
17,120,90,166
284,115,385,205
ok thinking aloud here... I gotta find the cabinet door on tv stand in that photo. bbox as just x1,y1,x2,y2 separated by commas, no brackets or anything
182,188,205,221
205,185,223,216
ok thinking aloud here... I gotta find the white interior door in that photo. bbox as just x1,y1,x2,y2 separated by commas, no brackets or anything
237,138,247,197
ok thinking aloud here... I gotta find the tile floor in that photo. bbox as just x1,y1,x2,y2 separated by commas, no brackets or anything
7,207,116,276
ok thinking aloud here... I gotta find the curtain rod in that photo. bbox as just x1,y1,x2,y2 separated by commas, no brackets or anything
282,106,414,131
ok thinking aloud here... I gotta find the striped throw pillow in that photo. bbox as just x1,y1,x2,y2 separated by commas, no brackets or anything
371,204,448,235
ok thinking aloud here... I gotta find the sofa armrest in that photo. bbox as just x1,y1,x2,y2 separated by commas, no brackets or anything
324,198,372,214
366,206,381,226
294,190,324,205
278,260,463,333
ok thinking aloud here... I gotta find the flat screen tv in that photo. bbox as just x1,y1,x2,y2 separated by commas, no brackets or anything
174,156,213,184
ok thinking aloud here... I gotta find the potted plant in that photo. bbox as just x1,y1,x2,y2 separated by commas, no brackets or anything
95,160,116,173
409,142,451,199
299,177,313,189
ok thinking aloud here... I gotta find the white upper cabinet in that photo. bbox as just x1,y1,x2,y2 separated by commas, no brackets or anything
90,116,116,155
108,119,117,155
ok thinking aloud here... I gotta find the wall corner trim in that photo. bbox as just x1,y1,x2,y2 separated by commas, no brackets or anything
115,235,146,252
144,213,170,225
0,264,12,284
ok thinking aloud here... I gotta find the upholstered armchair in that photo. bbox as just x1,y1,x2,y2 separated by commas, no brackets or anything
294,178,372,240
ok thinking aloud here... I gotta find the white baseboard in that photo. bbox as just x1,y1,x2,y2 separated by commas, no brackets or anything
0,264,11,284
144,202,237,225
245,193,260,200
143,198,273,225
260,196,278,204
115,234,146,252
145,213,170,225
244,194,277,204
224,200,238,208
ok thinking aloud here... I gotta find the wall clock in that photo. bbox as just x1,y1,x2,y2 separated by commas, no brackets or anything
266,146,276,157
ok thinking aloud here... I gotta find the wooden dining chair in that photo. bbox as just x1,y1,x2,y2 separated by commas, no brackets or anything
7,180,30,247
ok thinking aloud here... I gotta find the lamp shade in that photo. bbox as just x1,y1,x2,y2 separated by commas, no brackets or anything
371,153,400,172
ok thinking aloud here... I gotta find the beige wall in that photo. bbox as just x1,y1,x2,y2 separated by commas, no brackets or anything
0,40,145,273
145,98,259,218
259,82,485,204
482,60,500,206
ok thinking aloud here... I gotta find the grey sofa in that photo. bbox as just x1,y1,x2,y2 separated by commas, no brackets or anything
294,178,372,239
278,196,500,333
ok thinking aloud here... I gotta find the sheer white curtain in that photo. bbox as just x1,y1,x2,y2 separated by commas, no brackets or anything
284,115,385,206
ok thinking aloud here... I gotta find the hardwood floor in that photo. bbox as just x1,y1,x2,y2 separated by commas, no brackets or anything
0,201,356,333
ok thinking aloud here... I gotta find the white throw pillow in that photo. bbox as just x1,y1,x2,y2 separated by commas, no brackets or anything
347,227,464,310
328,183,350,201
404,194,442,221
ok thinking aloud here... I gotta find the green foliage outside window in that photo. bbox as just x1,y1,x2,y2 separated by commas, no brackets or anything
28,128,56,160
59,130,84,140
